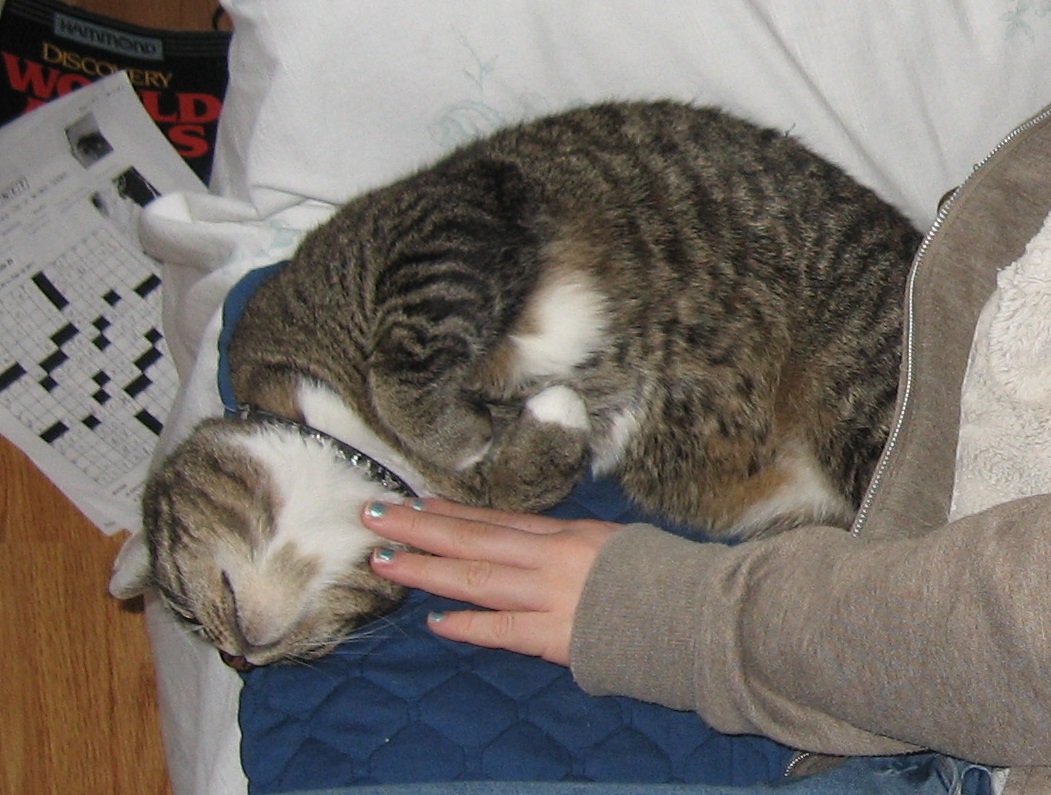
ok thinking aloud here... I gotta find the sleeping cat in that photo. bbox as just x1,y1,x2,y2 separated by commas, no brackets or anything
130,101,920,668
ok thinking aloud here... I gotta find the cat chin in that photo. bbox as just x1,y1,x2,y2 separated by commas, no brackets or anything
216,577,405,668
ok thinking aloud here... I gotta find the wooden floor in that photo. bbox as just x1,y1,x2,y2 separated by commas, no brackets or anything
2,2,224,794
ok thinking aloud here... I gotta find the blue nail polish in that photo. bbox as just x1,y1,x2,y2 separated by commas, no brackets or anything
409,498,426,511
373,548,396,563
428,611,446,623
366,502,387,518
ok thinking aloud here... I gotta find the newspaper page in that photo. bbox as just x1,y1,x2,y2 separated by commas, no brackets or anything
0,71,203,534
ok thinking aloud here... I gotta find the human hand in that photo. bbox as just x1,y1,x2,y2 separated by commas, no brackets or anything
362,499,622,666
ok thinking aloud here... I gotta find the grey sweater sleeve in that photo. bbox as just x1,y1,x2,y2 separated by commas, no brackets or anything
569,496,1051,766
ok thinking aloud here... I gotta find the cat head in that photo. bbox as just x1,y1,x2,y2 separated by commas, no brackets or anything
114,413,414,668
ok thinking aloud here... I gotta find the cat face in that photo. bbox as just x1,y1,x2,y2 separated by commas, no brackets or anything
140,417,409,667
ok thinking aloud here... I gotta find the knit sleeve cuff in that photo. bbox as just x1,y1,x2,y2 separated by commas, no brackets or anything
569,524,715,710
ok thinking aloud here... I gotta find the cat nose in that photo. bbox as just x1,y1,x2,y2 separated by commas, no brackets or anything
219,649,256,671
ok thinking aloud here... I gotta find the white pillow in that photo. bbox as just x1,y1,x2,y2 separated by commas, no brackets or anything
213,0,1051,229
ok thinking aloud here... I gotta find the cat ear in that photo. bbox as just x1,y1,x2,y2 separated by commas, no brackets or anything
108,531,152,599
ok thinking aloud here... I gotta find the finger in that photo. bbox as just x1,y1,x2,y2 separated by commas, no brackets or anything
411,498,576,536
370,547,547,611
363,501,551,566
426,609,569,666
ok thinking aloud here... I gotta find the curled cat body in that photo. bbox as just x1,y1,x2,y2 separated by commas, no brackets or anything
133,101,920,667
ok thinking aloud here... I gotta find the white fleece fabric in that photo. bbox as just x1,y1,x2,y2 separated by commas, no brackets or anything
952,209,1051,521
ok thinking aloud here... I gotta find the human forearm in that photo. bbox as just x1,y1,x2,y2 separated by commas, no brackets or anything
571,496,1051,765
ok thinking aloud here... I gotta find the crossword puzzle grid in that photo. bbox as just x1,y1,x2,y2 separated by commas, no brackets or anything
0,227,177,486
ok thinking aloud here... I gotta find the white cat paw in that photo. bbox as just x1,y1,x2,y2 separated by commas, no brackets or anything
525,385,590,431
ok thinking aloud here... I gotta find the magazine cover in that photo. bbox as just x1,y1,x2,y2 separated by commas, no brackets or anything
0,0,230,181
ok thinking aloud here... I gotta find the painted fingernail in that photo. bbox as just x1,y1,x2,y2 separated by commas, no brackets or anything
365,502,387,519
373,548,396,564
409,498,426,511
428,611,446,623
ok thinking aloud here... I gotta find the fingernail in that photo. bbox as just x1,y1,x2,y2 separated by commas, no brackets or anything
373,547,396,564
428,611,446,623
365,502,387,519
409,498,426,511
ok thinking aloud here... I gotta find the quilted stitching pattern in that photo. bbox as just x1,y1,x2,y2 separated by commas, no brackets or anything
238,477,795,793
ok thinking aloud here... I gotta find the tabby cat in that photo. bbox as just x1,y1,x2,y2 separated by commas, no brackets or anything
131,101,920,667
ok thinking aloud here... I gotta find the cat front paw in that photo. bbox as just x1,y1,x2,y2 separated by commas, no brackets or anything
485,385,591,511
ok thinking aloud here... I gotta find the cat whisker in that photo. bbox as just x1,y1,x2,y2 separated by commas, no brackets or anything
347,617,409,643
284,652,327,672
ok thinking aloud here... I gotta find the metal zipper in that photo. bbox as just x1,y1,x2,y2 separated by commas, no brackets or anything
850,103,1051,538
783,750,814,777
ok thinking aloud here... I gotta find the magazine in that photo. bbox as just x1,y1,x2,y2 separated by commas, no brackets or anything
0,0,230,182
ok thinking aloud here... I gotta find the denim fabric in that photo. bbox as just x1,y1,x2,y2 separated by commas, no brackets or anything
281,753,991,795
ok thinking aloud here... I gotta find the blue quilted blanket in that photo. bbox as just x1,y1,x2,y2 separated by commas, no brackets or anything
222,264,796,793
237,478,795,792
